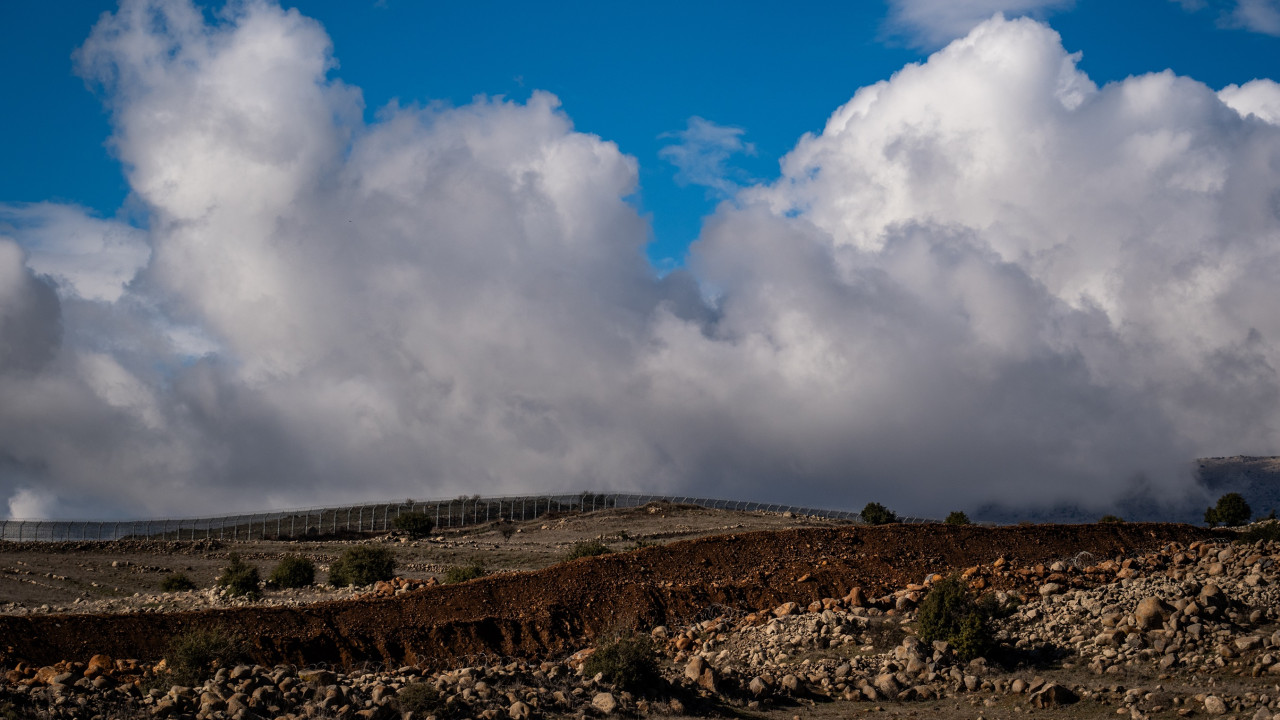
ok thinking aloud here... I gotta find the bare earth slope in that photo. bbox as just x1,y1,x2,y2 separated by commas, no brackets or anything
0,522,1215,669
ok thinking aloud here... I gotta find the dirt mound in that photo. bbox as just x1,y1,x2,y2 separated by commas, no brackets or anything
0,522,1214,669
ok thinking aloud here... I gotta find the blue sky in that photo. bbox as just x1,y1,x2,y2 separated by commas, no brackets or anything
4,0,1277,268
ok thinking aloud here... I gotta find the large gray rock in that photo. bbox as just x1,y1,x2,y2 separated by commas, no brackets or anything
874,672,901,697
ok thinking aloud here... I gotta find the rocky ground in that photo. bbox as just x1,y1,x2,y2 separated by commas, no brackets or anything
0,515,1275,719
0,504,835,616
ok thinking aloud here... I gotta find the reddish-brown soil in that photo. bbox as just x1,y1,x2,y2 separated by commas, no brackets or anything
0,522,1216,670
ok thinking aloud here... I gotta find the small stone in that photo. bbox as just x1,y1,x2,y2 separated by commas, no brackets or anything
1204,695,1227,715
1135,597,1174,630
509,700,531,719
773,602,799,617
1030,683,1078,707
1236,636,1263,652
1039,583,1063,596
874,673,901,697
592,692,618,714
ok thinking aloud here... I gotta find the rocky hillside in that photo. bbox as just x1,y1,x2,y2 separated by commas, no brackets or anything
8,521,1280,718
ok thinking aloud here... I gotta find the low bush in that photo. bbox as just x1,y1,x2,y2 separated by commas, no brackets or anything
329,546,396,587
564,540,614,561
944,511,971,526
860,502,898,525
216,553,260,598
396,682,443,714
269,555,316,588
917,576,995,661
582,634,660,693
497,521,517,541
392,511,435,538
443,560,486,584
1099,514,1125,523
1205,493,1252,527
160,573,197,593
165,628,245,687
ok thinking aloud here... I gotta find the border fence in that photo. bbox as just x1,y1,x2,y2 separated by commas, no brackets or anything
0,492,937,542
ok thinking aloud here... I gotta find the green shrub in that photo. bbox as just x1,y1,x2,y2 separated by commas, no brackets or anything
1205,492,1252,527
328,546,396,587
443,560,486,584
1099,514,1125,523
582,634,660,693
860,502,898,525
392,511,435,538
564,540,614,561
269,555,316,588
165,628,245,686
216,553,261,598
944,511,971,526
160,573,197,593
917,576,994,661
396,682,443,713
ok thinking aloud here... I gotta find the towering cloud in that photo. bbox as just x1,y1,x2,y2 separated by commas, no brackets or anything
3,3,1280,520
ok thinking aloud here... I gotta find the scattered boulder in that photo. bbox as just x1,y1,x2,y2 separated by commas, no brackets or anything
1030,683,1078,707
591,692,618,714
1134,596,1173,630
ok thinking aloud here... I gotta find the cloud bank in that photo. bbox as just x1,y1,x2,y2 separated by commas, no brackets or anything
4,2,1280,520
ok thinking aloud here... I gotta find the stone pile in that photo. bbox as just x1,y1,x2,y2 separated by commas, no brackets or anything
3,528,1279,719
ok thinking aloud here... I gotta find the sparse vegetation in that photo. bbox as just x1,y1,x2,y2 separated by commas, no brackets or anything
396,682,443,714
217,553,261,598
917,576,995,661
860,502,898,525
392,511,435,538
328,546,396,587
443,560,487,584
582,634,660,693
160,572,197,593
164,628,245,687
1099,514,1124,523
944,511,971,525
269,555,316,588
497,520,517,541
1237,521,1280,544
564,540,614,560
1205,492,1252,527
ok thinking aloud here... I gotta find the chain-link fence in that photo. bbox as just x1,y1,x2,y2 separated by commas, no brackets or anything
0,492,938,542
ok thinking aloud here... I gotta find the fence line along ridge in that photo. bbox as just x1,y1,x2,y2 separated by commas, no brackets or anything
0,493,936,542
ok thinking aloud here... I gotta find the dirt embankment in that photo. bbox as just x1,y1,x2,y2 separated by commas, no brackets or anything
0,523,1215,670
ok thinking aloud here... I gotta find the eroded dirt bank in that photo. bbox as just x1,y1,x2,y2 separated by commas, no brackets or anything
0,523,1216,669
